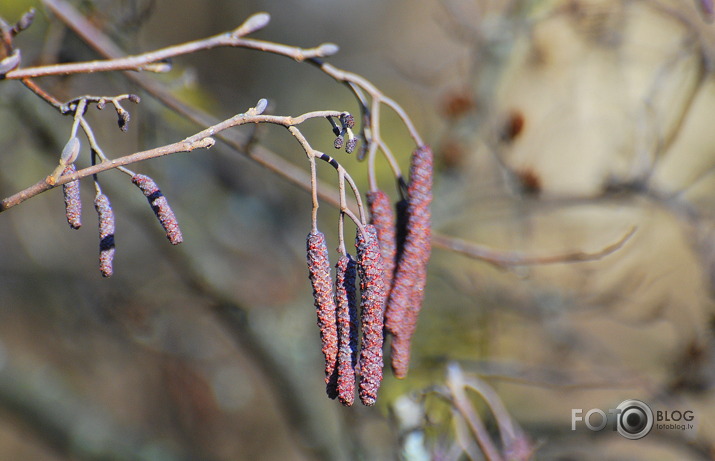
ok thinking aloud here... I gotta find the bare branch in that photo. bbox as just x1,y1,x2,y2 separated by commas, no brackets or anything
0,105,358,213
432,227,637,269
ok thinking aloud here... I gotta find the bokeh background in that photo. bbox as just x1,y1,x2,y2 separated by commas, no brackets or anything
0,0,715,459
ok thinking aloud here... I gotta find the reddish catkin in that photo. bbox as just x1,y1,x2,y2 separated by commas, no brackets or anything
385,145,433,378
335,254,358,406
366,190,396,290
307,231,339,399
131,174,183,245
62,165,82,229
355,224,387,406
94,193,116,278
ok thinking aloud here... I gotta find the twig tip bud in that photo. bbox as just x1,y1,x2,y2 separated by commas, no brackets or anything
318,43,340,57
233,12,271,37
253,98,268,115
60,136,81,166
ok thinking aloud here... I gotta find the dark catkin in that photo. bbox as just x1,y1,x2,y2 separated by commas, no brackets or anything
335,254,358,406
355,224,387,406
94,193,116,278
307,231,339,399
366,190,396,290
395,198,409,260
131,174,183,245
385,145,433,379
62,165,81,229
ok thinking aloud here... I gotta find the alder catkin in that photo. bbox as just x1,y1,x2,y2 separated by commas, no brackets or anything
335,254,358,406
385,145,433,378
366,189,396,290
355,224,387,406
94,193,116,278
307,230,339,399
62,165,82,229
131,174,183,245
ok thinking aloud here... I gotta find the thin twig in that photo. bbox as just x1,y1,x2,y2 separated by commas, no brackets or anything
37,0,635,271
444,365,503,461
42,0,346,212
0,107,357,212
5,11,333,80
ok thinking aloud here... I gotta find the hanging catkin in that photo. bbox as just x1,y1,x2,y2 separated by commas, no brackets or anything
335,254,358,406
366,189,396,290
355,224,387,406
307,230,339,398
385,145,433,378
131,174,183,245
94,193,116,278
62,165,82,229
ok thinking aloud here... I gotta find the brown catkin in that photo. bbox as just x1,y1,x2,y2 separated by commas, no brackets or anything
62,165,82,229
355,224,387,406
307,231,339,399
385,145,433,378
94,193,116,278
366,190,396,290
131,174,183,245
335,254,358,406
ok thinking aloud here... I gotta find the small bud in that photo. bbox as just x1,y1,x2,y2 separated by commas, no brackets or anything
341,113,355,129
131,174,183,245
96,99,106,110
232,12,271,37
60,137,81,166
333,135,344,150
117,108,130,132
127,94,141,104
12,8,36,35
253,98,268,115
318,43,340,57
94,193,116,278
345,137,358,155
62,165,81,229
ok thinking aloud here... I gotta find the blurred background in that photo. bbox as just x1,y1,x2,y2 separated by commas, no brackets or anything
1,0,715,459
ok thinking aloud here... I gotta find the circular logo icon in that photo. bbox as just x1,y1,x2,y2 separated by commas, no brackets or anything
616,399,653,440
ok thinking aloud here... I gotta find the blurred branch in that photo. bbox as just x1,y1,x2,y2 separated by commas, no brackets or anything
432,226,637,269
0,358,198,461
159,224,352,461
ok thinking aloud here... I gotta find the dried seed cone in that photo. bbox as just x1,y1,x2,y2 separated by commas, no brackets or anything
366,190,396,290
335,254,358,406
62,165,82,229
385,145,433,378
131,174,183,245
94,193,116,278
355,224,387,406
307,231,339,399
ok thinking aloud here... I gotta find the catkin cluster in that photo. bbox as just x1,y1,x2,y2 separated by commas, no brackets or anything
59,166,183,277
306,224,387,406
373,145,433,379
306,145,432,405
